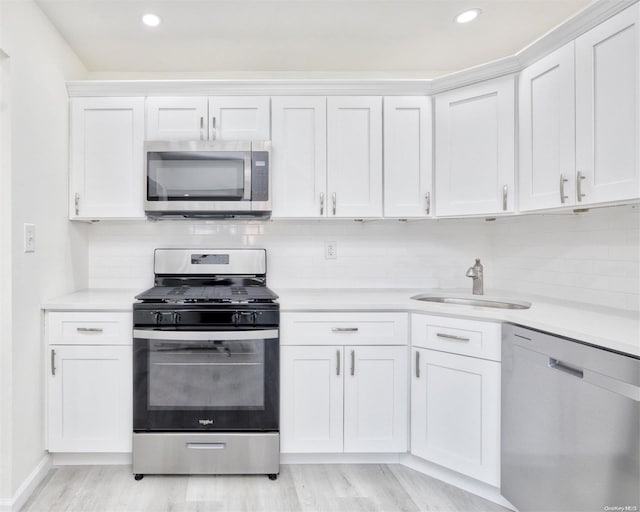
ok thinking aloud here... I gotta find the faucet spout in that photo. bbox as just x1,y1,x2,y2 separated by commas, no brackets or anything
466,258,484,295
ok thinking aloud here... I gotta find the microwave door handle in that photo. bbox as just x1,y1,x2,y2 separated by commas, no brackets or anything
243,154,252,201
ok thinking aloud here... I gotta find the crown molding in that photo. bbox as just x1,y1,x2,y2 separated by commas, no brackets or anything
66,0,638,98
65,79,434,97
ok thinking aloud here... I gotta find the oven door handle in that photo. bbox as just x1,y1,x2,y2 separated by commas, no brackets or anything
133,329,278,341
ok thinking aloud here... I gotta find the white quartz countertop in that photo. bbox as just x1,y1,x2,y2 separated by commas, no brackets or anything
42,289,140,311
275,288,640,358
43,287,640,358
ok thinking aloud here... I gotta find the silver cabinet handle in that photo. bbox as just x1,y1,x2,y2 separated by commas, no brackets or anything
51,349,56,376
350,350,355,376
336,350,341,376
559,174,569,204
199,116,204,140
436,332,470,342
320,192,325,216
211,116,217,140
502,185,508,211
576,171,586,202
332,327,358,333
77,327,104,333
332,193,337,216
425,192,431,215
74,193,80,216
548,358,584,379
415,350,420,378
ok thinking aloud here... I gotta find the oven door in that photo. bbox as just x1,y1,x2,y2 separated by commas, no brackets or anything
133,329,279,432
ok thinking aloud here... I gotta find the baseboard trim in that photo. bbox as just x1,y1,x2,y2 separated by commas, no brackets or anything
281,453,401,465
0,454,51,512
399,454,516,510
52,452,132,466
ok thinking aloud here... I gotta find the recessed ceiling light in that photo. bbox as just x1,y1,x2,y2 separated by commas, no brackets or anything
455,8,482,24
142,14,161,27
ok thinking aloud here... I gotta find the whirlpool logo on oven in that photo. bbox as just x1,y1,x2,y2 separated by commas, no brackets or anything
198,419,214,425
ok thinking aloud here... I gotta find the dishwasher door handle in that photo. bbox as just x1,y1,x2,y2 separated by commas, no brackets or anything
548,358,584,379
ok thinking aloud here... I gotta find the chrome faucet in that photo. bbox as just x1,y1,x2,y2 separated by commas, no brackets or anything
466,258,484,295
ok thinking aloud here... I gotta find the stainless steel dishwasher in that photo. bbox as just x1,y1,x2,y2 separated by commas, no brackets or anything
502,324,640,512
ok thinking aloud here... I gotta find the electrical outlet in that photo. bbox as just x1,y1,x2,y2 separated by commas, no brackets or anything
325,241,337,259
24,223,35,253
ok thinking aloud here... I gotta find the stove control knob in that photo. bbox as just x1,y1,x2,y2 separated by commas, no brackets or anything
154,312,162,325
173,312,182,324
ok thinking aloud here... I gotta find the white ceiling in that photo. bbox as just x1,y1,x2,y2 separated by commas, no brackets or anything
35,0,592,76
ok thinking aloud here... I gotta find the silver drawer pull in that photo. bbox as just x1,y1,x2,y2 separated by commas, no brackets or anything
336,350,341,376
51,349,56,376
415,351,420,378
332,327,359,333
436,332,470,342
548,358,584,379
502,185,508,211
77,327,104,333
187,442,226,450
320,192,325,216
425,192,431,215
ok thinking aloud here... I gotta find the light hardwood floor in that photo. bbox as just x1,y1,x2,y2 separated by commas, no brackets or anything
22,464,509,512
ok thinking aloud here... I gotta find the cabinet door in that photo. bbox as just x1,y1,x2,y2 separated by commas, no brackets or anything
327,97,383,218
208,97,270,140
435,77,515,216
383,97,433,218
48,345,132,452
145,97,208,140
575,3,640,204
411,348,500,486
271,97,327,218
280,346,344,453
69,97,145,219
519,43,576,211
344,345,408,453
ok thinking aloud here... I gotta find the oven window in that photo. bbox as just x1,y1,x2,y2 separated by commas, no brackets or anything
148,339,264,409
147,152,246,201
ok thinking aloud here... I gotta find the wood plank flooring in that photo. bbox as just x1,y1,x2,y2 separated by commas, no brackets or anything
22,464,509,512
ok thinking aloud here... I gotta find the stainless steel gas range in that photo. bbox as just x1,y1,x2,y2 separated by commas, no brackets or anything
132,249,280,480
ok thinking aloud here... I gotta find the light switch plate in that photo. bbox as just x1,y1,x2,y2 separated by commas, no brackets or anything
24,223,35,253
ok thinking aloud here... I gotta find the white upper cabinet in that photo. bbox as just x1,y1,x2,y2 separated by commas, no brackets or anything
271,97,327,218
145,96,270,141
145,97,208,140
575,3,640,205
383,97,433,218
327,97,383,218
435,76,515,217
208,97,270,140
519,43,576,211
69,97,145,220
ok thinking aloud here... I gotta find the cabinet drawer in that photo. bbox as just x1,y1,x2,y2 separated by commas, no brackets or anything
411,314,501,361
47,312,132,345
281,312,408,346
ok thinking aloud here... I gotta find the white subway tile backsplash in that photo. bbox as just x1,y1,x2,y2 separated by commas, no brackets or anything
86,205,640,312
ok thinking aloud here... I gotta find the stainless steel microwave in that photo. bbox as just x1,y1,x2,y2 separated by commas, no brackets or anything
144,140,271,219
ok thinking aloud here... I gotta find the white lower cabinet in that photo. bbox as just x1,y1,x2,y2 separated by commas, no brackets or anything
410,314,501,486
46,311,132,453
281,344,407,453
280,312,408,454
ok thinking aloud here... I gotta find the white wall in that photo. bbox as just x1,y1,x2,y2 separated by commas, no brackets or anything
87,219,494,291
488,205,640,311
87,206,640,313
0,0,88,503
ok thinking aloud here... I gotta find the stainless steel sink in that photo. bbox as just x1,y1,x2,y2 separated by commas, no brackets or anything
411,294,531,310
